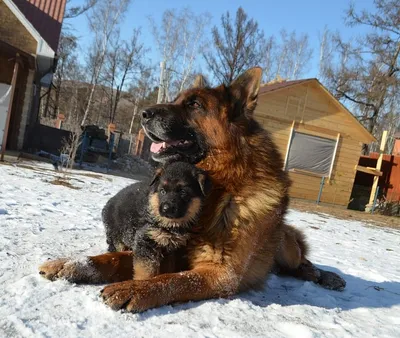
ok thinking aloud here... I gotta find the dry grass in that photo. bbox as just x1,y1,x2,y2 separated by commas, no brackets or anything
74,172,105,179
48,177,81,190
290,199,400,229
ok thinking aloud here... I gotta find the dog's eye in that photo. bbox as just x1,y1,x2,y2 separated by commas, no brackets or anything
160,188,166,195
180,189,187,197
187,100,202,109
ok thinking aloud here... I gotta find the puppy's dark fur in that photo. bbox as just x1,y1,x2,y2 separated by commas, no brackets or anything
102,161,210,280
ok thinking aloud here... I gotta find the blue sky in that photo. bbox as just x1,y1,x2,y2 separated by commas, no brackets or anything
66,0,375,79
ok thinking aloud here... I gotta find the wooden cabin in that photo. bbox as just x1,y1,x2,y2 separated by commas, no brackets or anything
255,78,376,207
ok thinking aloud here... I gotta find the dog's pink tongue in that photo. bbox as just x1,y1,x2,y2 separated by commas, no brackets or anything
150,140,181,153
150,142,164,153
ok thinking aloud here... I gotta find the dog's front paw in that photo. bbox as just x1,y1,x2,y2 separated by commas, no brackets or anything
318,270,346,291
39,258,69,281
39,257,99,283
101,280,155,312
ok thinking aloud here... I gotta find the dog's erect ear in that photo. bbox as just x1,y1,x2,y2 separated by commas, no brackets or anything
195,170,212,196
149,168,163,187
229,67,262,117
192,74,208,89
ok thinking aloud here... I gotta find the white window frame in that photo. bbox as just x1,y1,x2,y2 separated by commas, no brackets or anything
283,123,340,181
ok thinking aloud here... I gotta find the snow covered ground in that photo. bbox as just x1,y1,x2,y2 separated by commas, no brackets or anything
0,161,399,338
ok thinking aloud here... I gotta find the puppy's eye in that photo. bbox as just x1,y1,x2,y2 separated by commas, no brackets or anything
160,188,166,195
187,100,202,109
180,189,187,197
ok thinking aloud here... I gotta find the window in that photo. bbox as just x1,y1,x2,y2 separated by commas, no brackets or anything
284,131,339,178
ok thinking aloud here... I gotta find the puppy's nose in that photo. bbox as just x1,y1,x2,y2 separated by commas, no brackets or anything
162,203,172,213
142,109,155,120
161,203,177,216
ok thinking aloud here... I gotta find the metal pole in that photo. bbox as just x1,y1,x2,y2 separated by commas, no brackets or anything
316,176,325,205
107,132,115,172
371,186,380,214
79,131,87,167
1,54,20,161
128,133,133,155
128,97,139,155
157,61,166,104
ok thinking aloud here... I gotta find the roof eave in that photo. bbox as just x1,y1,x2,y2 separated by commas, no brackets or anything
314,80,377,144
259,78,377,144
3,0,55,60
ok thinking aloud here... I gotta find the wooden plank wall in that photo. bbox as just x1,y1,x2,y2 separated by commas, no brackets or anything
255,82,363,206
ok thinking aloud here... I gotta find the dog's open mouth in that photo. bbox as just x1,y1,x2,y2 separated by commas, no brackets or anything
150,140,194,154
143,128,204,163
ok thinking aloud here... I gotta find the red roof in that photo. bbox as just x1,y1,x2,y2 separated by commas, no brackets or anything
259,79,314,95
13,0,66,51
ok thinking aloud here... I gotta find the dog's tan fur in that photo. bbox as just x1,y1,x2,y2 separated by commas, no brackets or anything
133,259,159,281
39,67,345,312
147,228,190,248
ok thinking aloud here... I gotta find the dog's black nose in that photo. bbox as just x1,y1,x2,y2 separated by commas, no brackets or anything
142,109,155,120
160,203,177,218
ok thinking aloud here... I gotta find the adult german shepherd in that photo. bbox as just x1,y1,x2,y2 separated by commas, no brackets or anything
39,67,345,312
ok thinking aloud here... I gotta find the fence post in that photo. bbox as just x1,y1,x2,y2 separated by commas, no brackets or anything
371,186,380,214
316,176,325,205
107,132,115,173
79,131,88,168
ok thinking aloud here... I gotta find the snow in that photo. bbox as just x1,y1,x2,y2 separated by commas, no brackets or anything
0,162,399,338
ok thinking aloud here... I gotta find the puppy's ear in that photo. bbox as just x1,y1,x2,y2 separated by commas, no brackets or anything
229,67,262,118
196,170,212,196
192,74,209,89
149,168,163,187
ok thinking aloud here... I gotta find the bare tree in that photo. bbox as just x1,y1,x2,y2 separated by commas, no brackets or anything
273,30,313,80
204,7,265,85
124,70,155,152
291,33,312,79
42,0,91,120
322,0,400,151
127,70,155,133
318,26,335,79
261,36,276,83
149,8,211,101
176,9,211,92
64,0,98,19
59,115,82,174
49,33,80,118
81,0,131,126
101,28,146,123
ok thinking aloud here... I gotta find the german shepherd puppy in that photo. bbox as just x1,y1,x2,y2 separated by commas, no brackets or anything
39,68,345,313
102,161,210,280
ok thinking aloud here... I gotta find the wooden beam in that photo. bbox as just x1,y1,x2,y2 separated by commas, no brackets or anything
290,168,324,178
328,133,340,181
355,165,383,176
283,120,295,170
368,130,388,206
300,84,310,123
1,54,20,161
